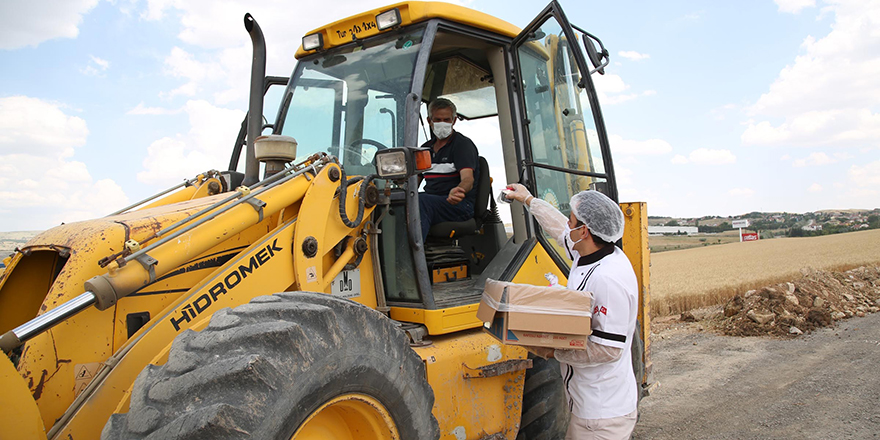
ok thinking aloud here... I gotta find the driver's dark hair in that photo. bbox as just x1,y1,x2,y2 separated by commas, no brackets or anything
428,98,457,120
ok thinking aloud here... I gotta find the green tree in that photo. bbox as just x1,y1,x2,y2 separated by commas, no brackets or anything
665,220,679,226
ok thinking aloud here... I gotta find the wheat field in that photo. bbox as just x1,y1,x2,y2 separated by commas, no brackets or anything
650,228,880,316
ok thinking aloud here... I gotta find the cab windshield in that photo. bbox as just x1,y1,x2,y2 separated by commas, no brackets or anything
278,29,425,176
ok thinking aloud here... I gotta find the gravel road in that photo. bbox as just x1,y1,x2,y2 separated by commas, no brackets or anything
633,312,880,439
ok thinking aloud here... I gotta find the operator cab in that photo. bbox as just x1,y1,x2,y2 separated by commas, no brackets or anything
269,1,617,331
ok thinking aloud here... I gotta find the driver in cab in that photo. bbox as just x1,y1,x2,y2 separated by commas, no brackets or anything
418,98,479,241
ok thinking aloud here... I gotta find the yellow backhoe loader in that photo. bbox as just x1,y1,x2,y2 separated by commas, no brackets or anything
0,2,651,439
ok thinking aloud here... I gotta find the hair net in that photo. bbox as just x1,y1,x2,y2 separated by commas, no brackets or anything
570,190,624,243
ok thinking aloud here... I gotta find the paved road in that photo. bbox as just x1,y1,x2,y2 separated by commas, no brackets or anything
633,312,880,439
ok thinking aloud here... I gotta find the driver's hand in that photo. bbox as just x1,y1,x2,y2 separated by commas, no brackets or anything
448,187,466,204
505,183,532,204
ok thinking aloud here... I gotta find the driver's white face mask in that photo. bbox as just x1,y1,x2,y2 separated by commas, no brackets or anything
431,122,453,139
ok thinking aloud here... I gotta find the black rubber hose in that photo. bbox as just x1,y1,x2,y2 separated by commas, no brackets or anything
343,251,365,271
337,168,374,228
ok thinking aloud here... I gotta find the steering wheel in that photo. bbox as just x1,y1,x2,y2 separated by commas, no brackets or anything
346,138,390,166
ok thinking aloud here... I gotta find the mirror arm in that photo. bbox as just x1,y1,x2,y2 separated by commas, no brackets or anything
587,51,610,76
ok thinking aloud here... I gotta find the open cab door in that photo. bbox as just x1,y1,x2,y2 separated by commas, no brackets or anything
508,0,617,242
507,0,652,396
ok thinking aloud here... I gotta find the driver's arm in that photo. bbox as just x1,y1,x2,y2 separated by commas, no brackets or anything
448,168,473,204
457,168,474,193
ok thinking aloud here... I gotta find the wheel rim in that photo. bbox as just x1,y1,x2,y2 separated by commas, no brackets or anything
292,393,399,440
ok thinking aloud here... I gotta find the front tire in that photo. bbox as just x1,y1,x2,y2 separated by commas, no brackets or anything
516,355,569,440
102,292,439,440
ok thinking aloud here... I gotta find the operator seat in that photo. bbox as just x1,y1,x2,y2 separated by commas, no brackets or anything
427,156,492,239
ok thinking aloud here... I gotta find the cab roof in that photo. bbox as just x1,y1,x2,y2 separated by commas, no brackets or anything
295,1,521,58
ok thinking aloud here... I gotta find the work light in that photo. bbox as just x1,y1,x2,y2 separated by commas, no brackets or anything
376,8,402,31
376,149,408,179
302,33,323,51
375,147,432,180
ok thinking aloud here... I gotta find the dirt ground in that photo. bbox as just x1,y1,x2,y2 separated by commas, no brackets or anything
633,266,880,439
634,313,880,439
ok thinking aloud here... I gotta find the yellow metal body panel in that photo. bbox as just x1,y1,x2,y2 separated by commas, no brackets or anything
106,211,295,352
7,189,312,429
8,212,194,429
620,202,651,382
296,1,520,58
111,293,179,353
88,178,310,304
0,355,45,439
0,249,64,331
415,329,528,440
512,241,569,286
55,218,302,439
49,165,379,439
293,163,376,298
389,303,483,335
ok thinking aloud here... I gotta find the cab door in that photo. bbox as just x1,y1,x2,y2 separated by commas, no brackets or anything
507,2,651,398
507,0,618,267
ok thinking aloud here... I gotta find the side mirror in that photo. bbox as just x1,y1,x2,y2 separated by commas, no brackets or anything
580,31,609,75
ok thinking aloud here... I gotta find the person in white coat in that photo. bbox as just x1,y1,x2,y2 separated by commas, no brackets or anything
505,183,639,440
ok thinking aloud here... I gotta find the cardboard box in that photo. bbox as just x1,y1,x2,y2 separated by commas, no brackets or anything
476,279,592,350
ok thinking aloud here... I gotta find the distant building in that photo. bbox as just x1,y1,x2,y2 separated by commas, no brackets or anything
802,221,822,232
648,226,699,236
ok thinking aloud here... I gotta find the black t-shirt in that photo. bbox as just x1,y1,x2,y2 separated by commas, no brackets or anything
420,131,479,202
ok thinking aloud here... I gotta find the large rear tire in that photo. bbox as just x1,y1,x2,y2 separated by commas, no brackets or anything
516,354,569,440
102,292,439,440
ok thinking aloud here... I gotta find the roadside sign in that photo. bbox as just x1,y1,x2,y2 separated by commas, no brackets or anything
734,219,752,242
732,219,750,228
742,232,759,241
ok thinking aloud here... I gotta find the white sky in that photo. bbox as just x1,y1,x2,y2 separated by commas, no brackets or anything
0,0,878,231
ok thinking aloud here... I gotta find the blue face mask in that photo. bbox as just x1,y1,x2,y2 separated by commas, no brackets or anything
564,224,586,259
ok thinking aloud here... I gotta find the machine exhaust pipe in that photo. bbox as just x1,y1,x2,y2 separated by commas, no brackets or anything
243,13,266,186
